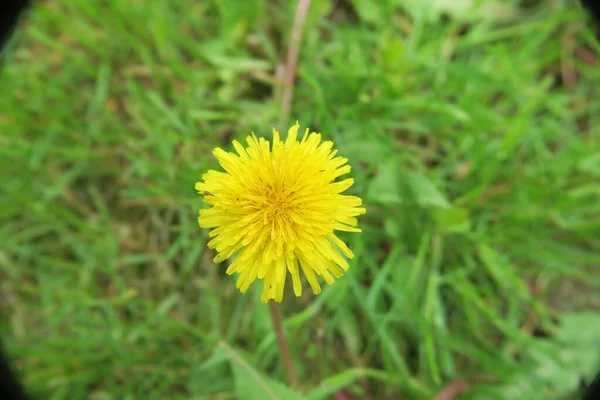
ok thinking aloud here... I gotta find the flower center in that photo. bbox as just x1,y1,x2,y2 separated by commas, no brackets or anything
265,189,293,222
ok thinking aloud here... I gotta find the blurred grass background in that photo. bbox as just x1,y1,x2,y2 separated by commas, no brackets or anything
1,0,600,399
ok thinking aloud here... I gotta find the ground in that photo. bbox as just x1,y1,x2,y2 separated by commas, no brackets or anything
1,0,600,399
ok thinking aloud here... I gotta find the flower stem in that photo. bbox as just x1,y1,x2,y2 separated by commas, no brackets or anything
280,0,312,126
269,302,299,387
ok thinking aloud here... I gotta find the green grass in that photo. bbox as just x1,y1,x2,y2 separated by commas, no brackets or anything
1,0,600,399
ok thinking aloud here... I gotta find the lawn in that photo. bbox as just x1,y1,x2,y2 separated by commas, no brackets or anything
1,0,600,399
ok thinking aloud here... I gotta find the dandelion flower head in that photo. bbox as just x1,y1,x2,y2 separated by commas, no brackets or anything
196,122,366,303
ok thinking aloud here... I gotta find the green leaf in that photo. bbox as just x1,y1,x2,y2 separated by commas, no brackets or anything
477,245,531,302
337,308,363,358
383,217,402,238
557,312,600,345
306,0,333,29
380,32,405,71
342,139,390,165
189,345,233,396
205,54,272,72
555,312,600,382
432,207,470,233
306,368,395,400
348,0,383,23
218,342,304,400
200,345,231,370
529,345,580,395
578,153,600,177
466,313,600,400
369,160,470,234
405,171,450,208
398,0,520,23
367,157,403,205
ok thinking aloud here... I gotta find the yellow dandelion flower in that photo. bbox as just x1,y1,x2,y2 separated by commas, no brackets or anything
195,122,366,303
